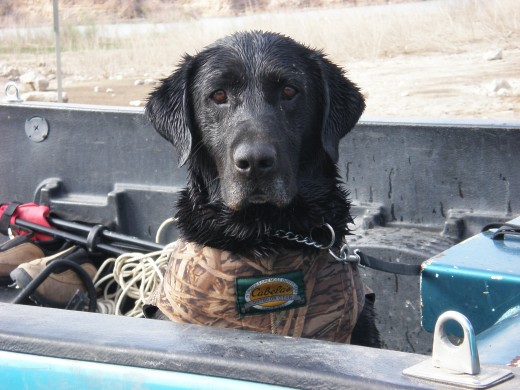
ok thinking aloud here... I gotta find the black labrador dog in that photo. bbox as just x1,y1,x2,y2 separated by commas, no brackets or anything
146,31,380,347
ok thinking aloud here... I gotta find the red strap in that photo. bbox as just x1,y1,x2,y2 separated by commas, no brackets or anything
0,202,53,241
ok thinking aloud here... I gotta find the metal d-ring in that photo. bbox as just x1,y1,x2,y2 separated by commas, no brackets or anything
310,222,336,250
403,310,514,388
5,81,23,103
432,311,480,375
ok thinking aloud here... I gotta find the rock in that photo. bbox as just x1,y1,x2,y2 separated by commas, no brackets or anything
483,49,503,61
19,71,38,89
22,91,69,103
1,66,20,80
19,71,49,91
129,100,145,107
34,75,49,91
490,79,512,93
94,86,101,93
144,78,158,85
106,88,114,93
134,79,144,86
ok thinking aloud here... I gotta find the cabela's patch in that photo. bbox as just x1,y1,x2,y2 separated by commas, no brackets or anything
236,270,306,316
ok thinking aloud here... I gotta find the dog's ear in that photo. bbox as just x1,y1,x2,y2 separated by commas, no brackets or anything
317,56,365,162
145,55,195,167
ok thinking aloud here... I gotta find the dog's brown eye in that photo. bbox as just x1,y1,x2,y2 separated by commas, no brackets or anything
211,90,228,104
281,86,298,100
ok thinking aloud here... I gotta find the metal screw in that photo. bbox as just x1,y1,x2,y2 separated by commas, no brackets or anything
25,117,49,143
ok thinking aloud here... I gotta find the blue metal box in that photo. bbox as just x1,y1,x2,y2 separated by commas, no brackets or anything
421,216,520,335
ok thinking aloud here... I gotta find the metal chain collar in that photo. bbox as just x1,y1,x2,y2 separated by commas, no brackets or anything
272,223,361,264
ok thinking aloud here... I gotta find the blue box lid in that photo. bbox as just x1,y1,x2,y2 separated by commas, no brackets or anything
421,216,520,334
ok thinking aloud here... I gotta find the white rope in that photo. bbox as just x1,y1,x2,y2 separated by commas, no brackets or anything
93,241,177,317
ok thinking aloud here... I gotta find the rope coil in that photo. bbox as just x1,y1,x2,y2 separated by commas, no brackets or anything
93,217,178,316
94,242,177,316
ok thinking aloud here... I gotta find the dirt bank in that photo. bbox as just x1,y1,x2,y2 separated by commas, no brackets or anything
2,1,519,120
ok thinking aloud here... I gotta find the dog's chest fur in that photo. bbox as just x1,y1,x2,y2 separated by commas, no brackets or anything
175,170,353,258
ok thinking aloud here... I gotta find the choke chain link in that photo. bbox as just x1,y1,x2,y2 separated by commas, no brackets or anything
272,230,326,249
273,223,360,264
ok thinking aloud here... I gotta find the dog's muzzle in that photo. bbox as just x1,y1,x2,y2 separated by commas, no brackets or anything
222,140,297,209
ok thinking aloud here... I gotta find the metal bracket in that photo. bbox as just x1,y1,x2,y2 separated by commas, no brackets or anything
4,82,23,103
403,311,514,388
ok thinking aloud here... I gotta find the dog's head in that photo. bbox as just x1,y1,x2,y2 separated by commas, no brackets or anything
146,31,364,211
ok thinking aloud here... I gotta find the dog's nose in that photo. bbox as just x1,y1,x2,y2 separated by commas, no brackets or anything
233,143,277,176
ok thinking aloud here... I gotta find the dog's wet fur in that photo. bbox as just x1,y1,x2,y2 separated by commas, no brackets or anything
146,31,380,347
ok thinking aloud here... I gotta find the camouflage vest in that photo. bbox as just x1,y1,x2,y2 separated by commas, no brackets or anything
145,240,365,343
